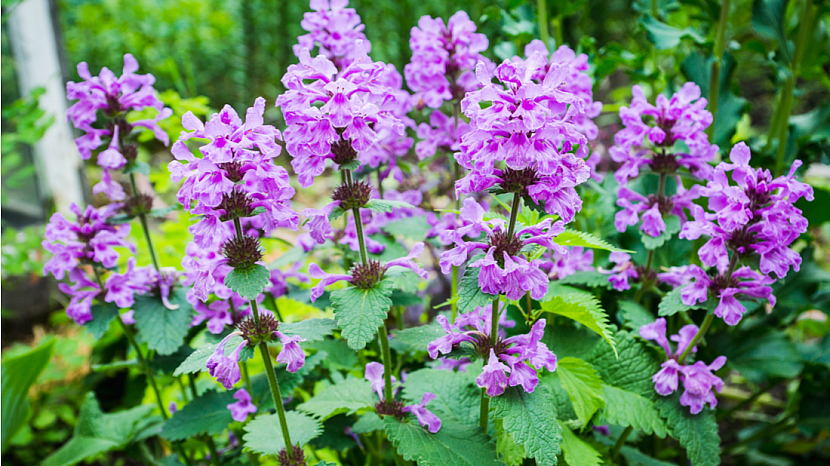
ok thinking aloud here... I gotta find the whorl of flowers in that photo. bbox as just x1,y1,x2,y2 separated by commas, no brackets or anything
640,318,727,414
428,308,557,396
169,97,299,255
457,52,592,222
405,11,489,109
294,0,371,70
276,43,406,188
439,198,567,300
610,82,716,186
364,363,442,433
66,53,172,200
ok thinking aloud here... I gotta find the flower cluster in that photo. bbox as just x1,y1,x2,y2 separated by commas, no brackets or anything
66,54,172,200
364,362,442,433
404,11,489,109
294,0,371,70
457,52,592,221
415,110,471,161
428,309,557,396
640,318,726,414
543,246,594,280
276,44,406,188
439,198,567,299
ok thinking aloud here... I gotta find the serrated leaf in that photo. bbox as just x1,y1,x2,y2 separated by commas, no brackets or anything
306,339,358,371
297,378,375,420
173,335,252,377
42,393,156,466
541,283,616,355
382,216,432,239
278,318,338,342
329,206,347,221
656,392,721,466
330,280,393,350
494,418,525,466
389,321,444,354
243,411,322,455
403,368,480,428
85,303,119,339
618,301,655,331
386,269,422,293
337,159,361,172
555,357,605,427
161,390,234,441
491,385,563,465
133,289,192,355
658,285,695,317
554,229,628,252
224,264,270,299
365,199,416,214
588,331,662,400
598,385,667,437
457,262,497,315
558,420,601,466
383,417,505,466
641,216,681,250
558,270,615,289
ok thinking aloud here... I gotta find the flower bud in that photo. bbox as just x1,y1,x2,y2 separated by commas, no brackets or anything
222,235,263,269
350,260,385,289
332,180,372,210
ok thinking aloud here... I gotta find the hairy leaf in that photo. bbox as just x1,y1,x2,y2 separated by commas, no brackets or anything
225,264,271,299
390,321,444,354
491,385,563,465
658,285,700,317
402,368,480,428
656,392,721,466
306,339,358,371
494,418,525,466
365,199,415,213
541,283,616,355
554,229,628,252
330,280,394,350
352,413,384,434
558,270,615,289
297,378,375,420
161,390,234,440
133,288,192,355
457,262,497,314
598,385,667,437
618,300,655,330
555,357,605,427
588,331,662,400
558,420,602,466
383,417,504,466
279,318,338,342
243,411,322,455
85,303,119,339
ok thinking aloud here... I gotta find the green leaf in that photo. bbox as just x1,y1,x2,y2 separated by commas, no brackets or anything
85,303,119,339
491,385,563,465
269,246,308,269
641,16,706,50
148,205,179,218
382,216,432,239
365,199,415,214
383,417,505,466
588,331,662,400
457,261,497,314
641,216,681,250
352,412,384,434
752,0,791,63
554,229,628,252
658,285,695,317
541,283,616,355
558,270,614,290
617,301,655,331
390,321,444,353
224,264,271,299
656,392,721,466
173,335,252,377
494,418,525,466
598,385,667,437
402,368,481,428
330,280,394,350
329,206,347,221
133,288,192,355
337,159,361,172
297,378,375,420
123,159,150,175
243,411,322,456
618,446,677,466
278,318,338,342
710,328,803,383
250,368,304,410
554,357,605,427
306,339,358,371
542,324,600,360
2,338,55,452
148,346,195,374
161,390,234,441
42,393,156,466
558,420,601,466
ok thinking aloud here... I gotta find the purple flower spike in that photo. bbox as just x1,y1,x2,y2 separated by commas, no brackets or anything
679,356,726,414
276,331,307,373
403,393,443,433
476,350,511,397
206,333,246,389
227,388,257,422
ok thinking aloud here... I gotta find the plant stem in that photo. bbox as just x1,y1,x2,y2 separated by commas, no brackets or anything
718,380,781,420
268,294,285,322
242,361,252,394
635,171,666,302
506,193,521,240
610,426,634,460
537,0,549,46
707,0,731,139
128,173,161,271
344,169,370,266
479,296,501,431
452,103,462,211
395,306,404,330
451,265,459,323
651,0,658,17
258,340,294,458
204,435,221,466
378,324,395,404
479,388,490,431
377,166,384,198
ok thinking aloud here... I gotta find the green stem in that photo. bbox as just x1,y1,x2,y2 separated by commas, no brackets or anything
718,380,781,420
537,0,549,46
479,388,490,431
452,102,462,211
451,265,459,324
258,341,294,458
377,166,384,198
396,306,404,331
268,294,285,322
707,0,731,139
242,361,252,394
378,324,395,403
650,0,658,17
345,169,369,266
204,435,221,466
128,173,161,271
610,426,633,460
677,314,714,364
506,193,521,240
723,416,795,453
635,171,666,302
479,296,501,431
